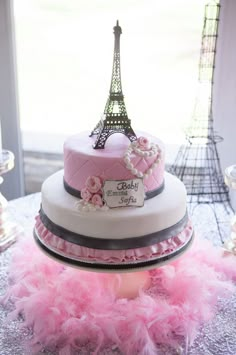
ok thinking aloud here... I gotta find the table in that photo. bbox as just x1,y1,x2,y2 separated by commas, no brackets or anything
0,193,236,354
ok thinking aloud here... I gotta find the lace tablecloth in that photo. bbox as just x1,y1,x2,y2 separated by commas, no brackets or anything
0,193,236,354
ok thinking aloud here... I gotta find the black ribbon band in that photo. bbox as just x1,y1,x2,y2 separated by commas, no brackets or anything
34,229,194,271
39,208,189,250
63,178,165,200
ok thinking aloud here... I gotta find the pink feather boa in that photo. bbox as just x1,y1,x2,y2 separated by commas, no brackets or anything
2,237,236,354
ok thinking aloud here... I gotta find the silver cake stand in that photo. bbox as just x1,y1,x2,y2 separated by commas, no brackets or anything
0,150,21,251
224,165,236,254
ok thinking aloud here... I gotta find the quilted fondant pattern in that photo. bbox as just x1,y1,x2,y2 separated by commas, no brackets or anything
64,132,165,192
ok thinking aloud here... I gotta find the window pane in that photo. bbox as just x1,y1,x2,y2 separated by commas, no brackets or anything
14,0,206,152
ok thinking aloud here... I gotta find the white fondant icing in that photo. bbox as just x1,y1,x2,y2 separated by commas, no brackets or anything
41,170,187,240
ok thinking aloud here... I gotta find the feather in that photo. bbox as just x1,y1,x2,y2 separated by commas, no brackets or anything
1,237,236,354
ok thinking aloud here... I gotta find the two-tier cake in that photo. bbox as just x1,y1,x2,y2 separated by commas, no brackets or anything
34,21,194,271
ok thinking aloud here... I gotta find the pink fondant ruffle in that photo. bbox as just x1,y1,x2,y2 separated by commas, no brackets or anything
35,215,193,264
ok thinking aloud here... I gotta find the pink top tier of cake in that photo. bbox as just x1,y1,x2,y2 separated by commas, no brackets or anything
64,131,165,194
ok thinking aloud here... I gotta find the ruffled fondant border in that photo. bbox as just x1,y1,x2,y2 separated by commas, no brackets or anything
39,207,189,250
34,215,194,270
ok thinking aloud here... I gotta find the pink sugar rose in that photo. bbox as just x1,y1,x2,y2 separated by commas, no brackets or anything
91,193,103,207
81,188,92,202
137,136,150,150
85,176,102,194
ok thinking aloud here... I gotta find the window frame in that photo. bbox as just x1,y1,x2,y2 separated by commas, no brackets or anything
0,0,24,199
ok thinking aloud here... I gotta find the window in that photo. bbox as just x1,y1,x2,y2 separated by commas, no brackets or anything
14,0,206,153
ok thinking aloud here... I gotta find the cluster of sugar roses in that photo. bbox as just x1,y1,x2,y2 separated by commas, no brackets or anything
81,176,104,207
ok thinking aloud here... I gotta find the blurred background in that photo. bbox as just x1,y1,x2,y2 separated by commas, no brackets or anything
14,0,205,194
0,0,235,200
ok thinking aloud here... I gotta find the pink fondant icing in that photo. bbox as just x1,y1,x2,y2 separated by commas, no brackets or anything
64,131,165,193
81,188,92,202
35,216,193,264
85,175,102,194
91,193,103,207
137,136,151,150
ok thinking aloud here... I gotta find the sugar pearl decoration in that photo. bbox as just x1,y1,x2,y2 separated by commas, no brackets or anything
75,200,109,212
123,140,162,179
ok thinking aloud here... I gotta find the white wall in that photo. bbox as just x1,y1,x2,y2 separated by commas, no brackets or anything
214,0,236,209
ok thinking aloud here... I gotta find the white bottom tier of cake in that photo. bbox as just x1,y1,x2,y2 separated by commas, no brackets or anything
34,170,194,271
41,170,187,239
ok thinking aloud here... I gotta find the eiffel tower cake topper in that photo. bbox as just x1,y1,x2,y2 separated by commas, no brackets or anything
90,20,137,149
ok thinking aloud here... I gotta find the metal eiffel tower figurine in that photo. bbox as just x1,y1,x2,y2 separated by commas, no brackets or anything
90,20,137,149
169,1,234,241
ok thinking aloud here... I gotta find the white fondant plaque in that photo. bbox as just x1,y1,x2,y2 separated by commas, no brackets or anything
103,179,145,208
